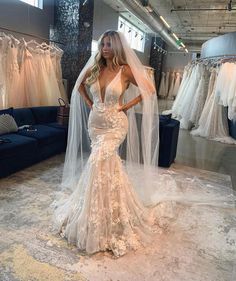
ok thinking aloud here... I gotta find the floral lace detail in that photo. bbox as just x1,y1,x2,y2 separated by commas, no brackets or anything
53,64,163,257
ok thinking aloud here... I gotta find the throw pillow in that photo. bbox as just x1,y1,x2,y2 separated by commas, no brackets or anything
0,114,18,135
0,107,13,117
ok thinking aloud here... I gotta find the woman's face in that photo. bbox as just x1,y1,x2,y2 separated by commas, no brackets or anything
101,36,114,60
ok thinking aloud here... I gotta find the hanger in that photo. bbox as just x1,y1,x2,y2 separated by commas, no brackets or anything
27,39,40,47
50,42,63,53
9,34,20,47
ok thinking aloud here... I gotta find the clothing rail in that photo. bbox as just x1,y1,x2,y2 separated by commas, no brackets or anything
191,54,236,64
199,54,236,60
0,26,64,45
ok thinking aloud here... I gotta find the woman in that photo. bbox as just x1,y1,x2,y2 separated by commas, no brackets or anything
52,31,235,265
52,30,161,257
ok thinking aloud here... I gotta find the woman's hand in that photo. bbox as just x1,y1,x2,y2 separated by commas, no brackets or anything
118,104,127,112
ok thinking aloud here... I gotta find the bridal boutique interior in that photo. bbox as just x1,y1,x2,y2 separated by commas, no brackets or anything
0,0,236,280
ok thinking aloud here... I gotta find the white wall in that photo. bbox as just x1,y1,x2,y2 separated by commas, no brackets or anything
0,0,54,41
92,0,152,65
163,47,192,73
93,0,118,41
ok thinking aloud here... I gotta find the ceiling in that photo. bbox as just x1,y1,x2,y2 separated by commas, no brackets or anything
103,0,236,52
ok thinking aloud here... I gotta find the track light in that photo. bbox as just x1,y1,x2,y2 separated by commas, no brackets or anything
160,16,170,28
128,28,131,33
120,22,124,28
172,33,179,41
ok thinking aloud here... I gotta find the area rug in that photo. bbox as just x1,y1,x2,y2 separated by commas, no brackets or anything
0,154,235,281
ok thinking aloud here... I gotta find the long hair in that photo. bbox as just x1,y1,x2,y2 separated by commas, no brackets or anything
86,30,127,85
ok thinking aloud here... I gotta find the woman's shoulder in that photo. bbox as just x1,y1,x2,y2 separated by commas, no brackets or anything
121,64,132,74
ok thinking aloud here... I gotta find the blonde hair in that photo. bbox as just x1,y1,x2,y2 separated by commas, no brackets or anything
86,30,127,85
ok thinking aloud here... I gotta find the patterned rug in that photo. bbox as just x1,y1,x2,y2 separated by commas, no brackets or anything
0,154,235,281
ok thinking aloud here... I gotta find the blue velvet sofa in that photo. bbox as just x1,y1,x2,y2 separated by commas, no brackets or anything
0,106,68,178
0,107,179,179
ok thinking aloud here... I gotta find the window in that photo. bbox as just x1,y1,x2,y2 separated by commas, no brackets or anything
91,40,98,55
20,0,43,9
118,16,145,52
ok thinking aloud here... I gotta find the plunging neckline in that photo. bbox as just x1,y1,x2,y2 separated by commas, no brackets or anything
97,68,121,104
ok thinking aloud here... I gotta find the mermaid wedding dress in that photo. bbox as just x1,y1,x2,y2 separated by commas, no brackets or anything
53,67,166,257
52,65,236,263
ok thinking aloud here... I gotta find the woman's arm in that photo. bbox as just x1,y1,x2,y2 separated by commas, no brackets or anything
118,65,142,112
78,71,93,109
119,95,142,112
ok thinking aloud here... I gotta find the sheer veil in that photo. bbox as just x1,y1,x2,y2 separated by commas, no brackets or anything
59,31,159,196
55,31,235,210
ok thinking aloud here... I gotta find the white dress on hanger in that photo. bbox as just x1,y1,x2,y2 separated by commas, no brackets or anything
170,64,192,118
158,72,166,98
0,35,11,109
178,64,202,129
167,71,175,99
191,68,236,144
6,39,20,108
165,71,170,98
189,66,210,127
171,72,181,99
51,48,68,103
17,46,40,107
215,62,236,120
0,38,4,109
42,49,62,105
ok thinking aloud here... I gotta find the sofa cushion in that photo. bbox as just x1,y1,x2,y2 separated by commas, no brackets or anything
0,114,18,135
0,133,38,159
31,106,58,124
46,122,68,132
0,107,13,116
13,108,36,127
17,124,66,146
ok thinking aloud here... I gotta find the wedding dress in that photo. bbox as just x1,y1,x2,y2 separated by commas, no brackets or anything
167,71,175,99
158,72,166,98
53,67,167,256
52,32,236,259
191,68,236,144
6,40,20,108
171,72,181,99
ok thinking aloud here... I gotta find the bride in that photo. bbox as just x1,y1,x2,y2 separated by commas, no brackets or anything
52,30,162,257
52,30,235,260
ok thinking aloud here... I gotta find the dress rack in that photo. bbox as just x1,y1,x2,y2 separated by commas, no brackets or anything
0,26,64,45
191,54,236,66
198,54,236,60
